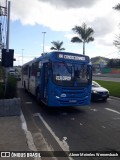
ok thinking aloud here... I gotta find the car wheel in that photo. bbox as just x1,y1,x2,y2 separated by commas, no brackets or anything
102,98,107,102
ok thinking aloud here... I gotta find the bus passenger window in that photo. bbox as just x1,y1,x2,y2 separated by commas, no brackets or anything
37,70,41,77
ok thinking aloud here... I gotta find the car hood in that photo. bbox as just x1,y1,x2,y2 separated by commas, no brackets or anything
92,86,109,92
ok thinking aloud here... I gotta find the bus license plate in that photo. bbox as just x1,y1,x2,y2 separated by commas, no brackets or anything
69,100,77,103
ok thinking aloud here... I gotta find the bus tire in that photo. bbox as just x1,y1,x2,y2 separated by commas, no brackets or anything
24,81,27,91
36,90,41,104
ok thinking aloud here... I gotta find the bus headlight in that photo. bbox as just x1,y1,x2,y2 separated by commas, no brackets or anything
56,96,60,99
60,93,66,98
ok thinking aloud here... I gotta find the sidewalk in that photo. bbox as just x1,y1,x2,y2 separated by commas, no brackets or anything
0,116,29,151
0,114,37,160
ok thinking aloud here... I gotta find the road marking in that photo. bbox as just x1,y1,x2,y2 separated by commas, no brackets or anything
105,108,120,115
108,98,112,100
35,113,74,160
90,108,98,112
102,126,106,129
71,118,75,121
25,102,32,104
62,112,68,116
20,112,41,160
113,117,120,120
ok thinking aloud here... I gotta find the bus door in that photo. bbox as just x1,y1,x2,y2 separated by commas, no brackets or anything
43,63,49,102
28,66,31,91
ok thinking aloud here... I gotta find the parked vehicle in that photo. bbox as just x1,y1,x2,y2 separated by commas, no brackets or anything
8,68,16,76
91,81,109,101
8,68,21,80
15,71,21,81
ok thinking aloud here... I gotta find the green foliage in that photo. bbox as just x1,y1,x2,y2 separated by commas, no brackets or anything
107,59,120,68
0,67,5,81
50,41,65,51
95,80,120,98
0,82,4,99
6,75,17,98
71,23,94,55
0,75,17,99
91,56,109,65
113,3,120,10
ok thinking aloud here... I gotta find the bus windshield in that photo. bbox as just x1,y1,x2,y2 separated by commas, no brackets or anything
52,62,92,87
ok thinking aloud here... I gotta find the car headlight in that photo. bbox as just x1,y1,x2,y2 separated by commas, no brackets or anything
92,90,98,93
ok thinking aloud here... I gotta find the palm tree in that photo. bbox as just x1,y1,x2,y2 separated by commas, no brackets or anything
113,3,120,10
71,23,94,55
114,34,120,50
113,3,120,51
50,41,65,51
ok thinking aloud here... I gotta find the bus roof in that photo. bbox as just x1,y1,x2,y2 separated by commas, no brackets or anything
23,51,90,67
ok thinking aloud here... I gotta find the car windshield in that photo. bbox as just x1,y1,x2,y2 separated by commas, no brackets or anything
52,62,92,87
92,81,101,87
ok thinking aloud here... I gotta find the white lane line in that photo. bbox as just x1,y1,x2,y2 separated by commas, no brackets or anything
102,126,106,129
25,102,32,104
71,118,75,121
113,117,120,120
20,112,41,160
35,113,74,160
105,108,120,115
90,108,98,112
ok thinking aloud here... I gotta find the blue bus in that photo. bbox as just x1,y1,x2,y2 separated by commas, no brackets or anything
22,51,92,107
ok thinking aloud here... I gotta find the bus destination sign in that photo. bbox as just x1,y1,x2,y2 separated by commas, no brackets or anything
58,54,86,61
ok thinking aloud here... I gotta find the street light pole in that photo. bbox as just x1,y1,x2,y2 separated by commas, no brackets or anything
21,49,24,86
42,32,46,54
6,0,10,52
22,49,24,66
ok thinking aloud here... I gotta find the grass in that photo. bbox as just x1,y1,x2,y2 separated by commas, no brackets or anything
95,80,120,98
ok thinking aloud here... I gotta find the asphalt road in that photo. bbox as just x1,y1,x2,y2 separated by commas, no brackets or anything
18,87,120,160
93,76,120,82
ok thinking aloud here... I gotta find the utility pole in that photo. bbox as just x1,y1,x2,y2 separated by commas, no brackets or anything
4,0,11,97
0,0,7,51
6,0,10,52
22,49,24,66
42,32,46,54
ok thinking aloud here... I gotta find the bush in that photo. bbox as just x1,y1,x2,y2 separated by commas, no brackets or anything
0,67,5,81
0,75,17,99
0,82,4,99
6,75,17,98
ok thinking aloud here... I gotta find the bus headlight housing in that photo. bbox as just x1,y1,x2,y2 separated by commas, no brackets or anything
60,93,66,98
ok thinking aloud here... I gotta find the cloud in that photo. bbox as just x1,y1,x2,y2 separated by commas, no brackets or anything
38,0,98,8
10,0,119,33
10,0,120,58
90,17,115,38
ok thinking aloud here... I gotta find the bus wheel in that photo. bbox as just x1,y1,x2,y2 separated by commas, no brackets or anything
36,90,41,104
24,82,27,91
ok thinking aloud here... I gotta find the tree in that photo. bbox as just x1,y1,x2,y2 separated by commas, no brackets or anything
71,23,94,55
50,41,65,51
113,3,120,10
113,34,120,50
113,3,120,51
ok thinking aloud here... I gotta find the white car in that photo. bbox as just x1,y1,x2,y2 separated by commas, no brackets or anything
9,68,16,76
91,81,109,101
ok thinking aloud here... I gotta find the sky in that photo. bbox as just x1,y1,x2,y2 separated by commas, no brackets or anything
0,0,120,65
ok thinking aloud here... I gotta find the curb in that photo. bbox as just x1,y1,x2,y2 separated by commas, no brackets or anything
0,98,21,117
110,96,120,101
